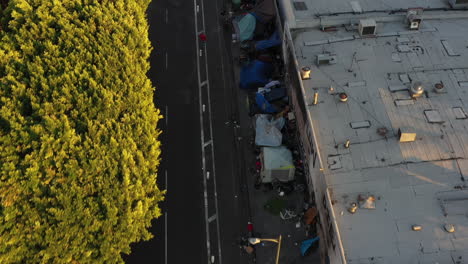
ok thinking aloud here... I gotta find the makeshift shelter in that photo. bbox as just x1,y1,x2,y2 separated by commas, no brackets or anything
255,30,281,51
240,60,273,89
251,0,276,23
255,114,285,146
232,13,256,42
260,146,295,183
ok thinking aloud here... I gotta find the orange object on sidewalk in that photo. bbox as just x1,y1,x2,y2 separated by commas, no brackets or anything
304,207,318,226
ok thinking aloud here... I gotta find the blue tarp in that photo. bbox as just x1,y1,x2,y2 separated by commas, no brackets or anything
240,60,273,89
255,31,281,51
301,237,320,256
233,13,257,42
255,93,278,113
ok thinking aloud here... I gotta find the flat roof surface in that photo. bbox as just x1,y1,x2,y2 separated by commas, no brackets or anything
293,11,468,263
291,0,449,18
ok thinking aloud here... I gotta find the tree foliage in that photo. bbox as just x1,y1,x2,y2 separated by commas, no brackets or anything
0,0,164,263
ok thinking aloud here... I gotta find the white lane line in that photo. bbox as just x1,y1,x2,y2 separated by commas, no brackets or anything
164,170,168,264
203,140,212,148
193,0,212,260
208,214,217,223
165,105,168,127
199,0,223,262
165,52,168,69
165,8,168,24
164,213,168,264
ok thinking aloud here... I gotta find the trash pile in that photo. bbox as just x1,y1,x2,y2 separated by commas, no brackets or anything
227,0,320,260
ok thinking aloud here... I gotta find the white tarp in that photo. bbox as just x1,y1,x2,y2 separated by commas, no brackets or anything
255,114,285,147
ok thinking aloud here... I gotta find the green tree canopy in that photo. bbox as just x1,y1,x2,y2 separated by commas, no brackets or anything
0,0,164,263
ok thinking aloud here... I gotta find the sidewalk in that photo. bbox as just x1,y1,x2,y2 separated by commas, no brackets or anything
239,97,321,263
230,41,321,264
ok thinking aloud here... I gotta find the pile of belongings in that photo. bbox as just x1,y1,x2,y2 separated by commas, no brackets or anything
254,80,287,113
358,194,376,209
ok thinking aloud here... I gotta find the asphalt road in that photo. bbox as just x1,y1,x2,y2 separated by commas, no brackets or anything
124,0,250,263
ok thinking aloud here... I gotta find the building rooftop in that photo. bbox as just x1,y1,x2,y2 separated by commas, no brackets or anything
287,2,468,262
291,0,449,18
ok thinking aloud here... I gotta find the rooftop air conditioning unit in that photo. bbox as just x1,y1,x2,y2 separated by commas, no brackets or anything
406,8,423,30
316,54,337,66
449,0,468,7
359,19,376,37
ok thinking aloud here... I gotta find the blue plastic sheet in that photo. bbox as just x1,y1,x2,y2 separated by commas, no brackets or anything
240,60,273,89
255,31,281,51
301,237,320,256
255,93,278,113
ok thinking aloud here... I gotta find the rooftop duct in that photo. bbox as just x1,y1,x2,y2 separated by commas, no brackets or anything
449,0,468,7
406,8,423,30
358,19,376,37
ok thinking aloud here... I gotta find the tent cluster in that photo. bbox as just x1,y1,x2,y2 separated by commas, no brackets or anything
230,0,296,184
229,0,320,258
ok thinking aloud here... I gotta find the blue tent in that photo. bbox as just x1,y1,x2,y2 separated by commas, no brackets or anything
255,31,281,51
240,60,273,89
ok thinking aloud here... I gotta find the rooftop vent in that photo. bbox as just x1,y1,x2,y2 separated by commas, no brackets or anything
293,1,308,11
358,19,376,37
449,0,468,7
406,8,423,30
410,81,424,98
316,54,337,65
398,127,417,142
444,223,455,233
300,67,311,80
434,83,446,93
